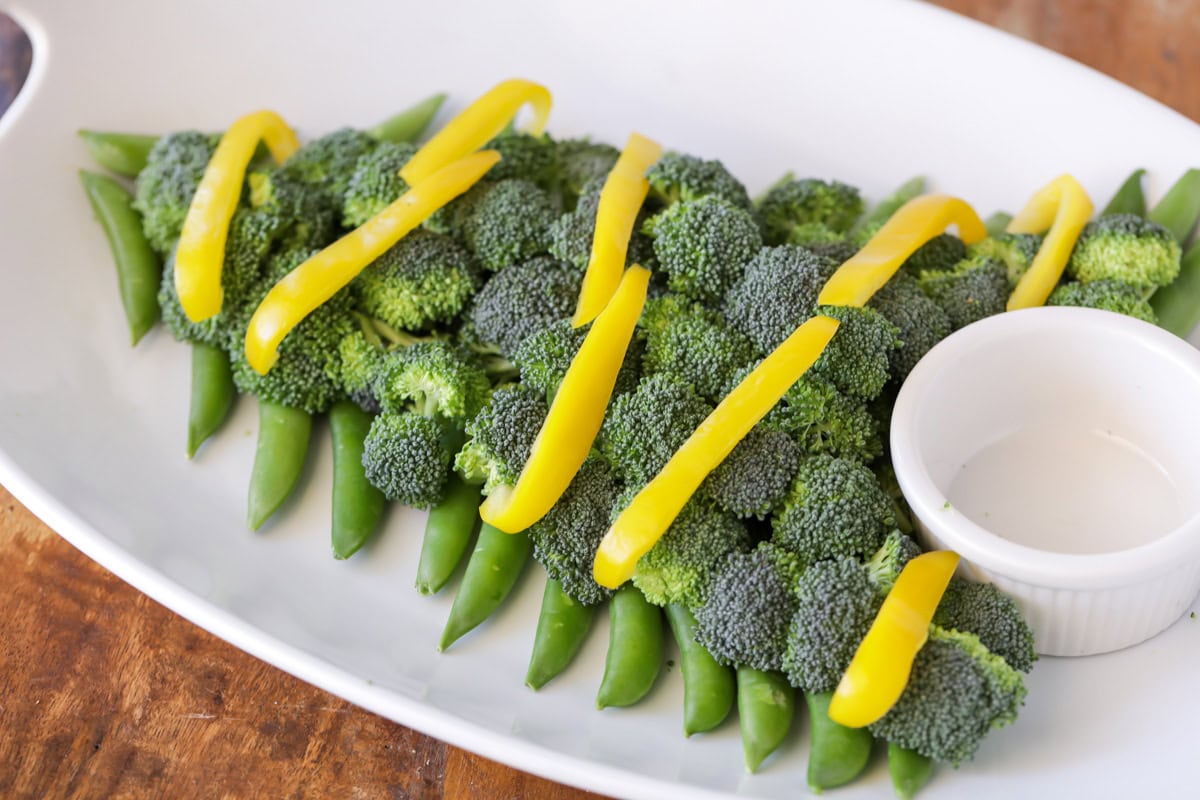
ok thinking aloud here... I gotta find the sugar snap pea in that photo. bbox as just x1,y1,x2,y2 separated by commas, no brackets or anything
983,211,1012,237
416,473,481,594
1101,168,1147,216
1152,241,1200,337
78,131,159,178
596,585,664,709
736,667,794,773
329,400,387,559
1148,168,1200,244
439,523,532,650
367,93,447,143
889,741,935,799
79,170,161,344
247,400,312,531
187,342,236,458
526,576,596,690
665,603,735,735
806,689,874,792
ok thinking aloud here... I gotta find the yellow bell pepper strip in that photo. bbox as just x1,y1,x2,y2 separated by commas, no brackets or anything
818,194,987,308
1005,174,1094,310
244,150,499,375
593,315,840,589
572,132,664,327
175,110,299,322
480,265,651,533
828,550,960,728
399,79,551,186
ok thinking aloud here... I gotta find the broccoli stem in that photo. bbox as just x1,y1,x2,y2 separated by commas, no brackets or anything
1148,168,1200,244
187,342,236,458
367,93,447,144
247,400,312,531
1101,168,1147,217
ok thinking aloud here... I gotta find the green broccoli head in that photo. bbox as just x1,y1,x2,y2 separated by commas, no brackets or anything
461,178,558,271
811,304,901,401
968,232,1042,287
1067,213,1181,288
918,255,1010,331
772,454,896,563
869,627,1026,765
468,255,583,356
280,127,378,198
1047,279,1157,324
599,374,713,485
511,318,643,403
724,245,834,354
133,130,220,255
639,296,757,402
645,196,762,304
645,151,752,210
693,542,803,672
864,530,923,594
247,167,340,251
374,340,491,422
362,411,453,507
703,427,803,519
867,272,952,384
527,458,623,606
933,578,1037,673
484,131,561,190
547,178,656,270
336,324,387,413
755,176,864,246
341,140,418,227
354,230,481,331
901,233,967,275
556,138,619,200
760,372,882,464
454,384,548,495
632,495,752,608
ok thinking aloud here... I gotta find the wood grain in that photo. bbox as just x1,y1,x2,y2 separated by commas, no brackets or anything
0,2,1195,798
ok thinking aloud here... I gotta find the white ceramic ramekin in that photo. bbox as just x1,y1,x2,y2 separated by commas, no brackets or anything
891,307,1200,656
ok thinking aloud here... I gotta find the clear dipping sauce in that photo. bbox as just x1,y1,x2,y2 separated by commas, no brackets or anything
947,423,1186,555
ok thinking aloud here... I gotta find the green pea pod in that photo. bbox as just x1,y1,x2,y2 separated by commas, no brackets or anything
187,342,236,458
665,603,735,736
78,131,159,178
247,400,312,531
737,668,793,772
368,93,447,144
79,170,161,344
1101,168,1147,217
983,211,1012,237
526,577,596,690
596,585,664,709
806,690,874,792
416,473,482,595
1152,241,1200,337
439,523,532,650
853,176,926,236
329,400,387,559
889,742,935,800
1148,168,1200,244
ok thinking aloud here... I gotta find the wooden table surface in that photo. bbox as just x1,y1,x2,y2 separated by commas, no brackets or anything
2,2,1199,798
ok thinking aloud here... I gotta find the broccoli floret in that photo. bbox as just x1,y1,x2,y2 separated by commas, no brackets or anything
864,529,923,592
933,578,1037,673
645,152,752,210
468,255,583,355
247,167,340,251
354,230,481,331
599,374,713,484
527,458,623,606
867,272,952,383
336,322,387,413
1047,279,1158,324
133,131,220,255
557,138,619,200
869,627,1026,765
772,454,896,563
755,176,864,246
644,196,762,304
361,411,453,507
511,318,643,402
640,296,756,402
968,232,1042,287
918,255,1010,331
280,127,377,198
341,140,418,227
805,239,859,265
902,233,967,275
454,384,548,494
633,495,751,608
693,542,803,671
724,245,833,354
460,179,558,271
761,373,881,464
1067,214,1181,288
484,131,561,190
703,428,803,519
811,305,900,401
373,340,491,422
547,178,604,268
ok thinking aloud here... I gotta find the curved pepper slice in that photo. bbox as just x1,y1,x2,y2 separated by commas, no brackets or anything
244,150,499,375
828,550,960,729
399,79,551,186
175,110,299,322
818,195,987,308
593,315,840,589
481,265,651,533
1005,174,1094,310
572,132,663,327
